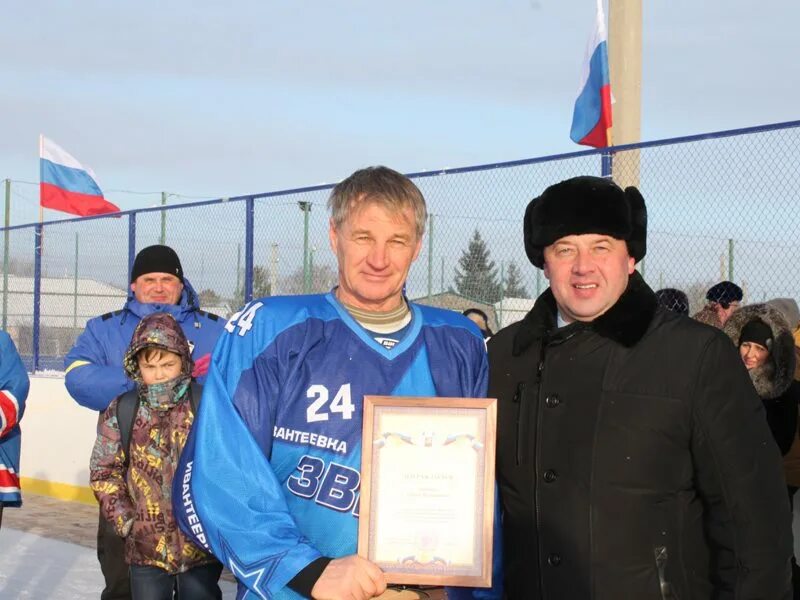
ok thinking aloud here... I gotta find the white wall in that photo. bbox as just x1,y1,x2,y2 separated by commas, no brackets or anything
21,375,97,490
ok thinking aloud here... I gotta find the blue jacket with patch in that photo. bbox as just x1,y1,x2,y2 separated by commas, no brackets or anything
174,293,502,599
64,278,225,411
0,331,30,506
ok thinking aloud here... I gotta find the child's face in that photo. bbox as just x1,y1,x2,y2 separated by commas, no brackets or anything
137,350,182,385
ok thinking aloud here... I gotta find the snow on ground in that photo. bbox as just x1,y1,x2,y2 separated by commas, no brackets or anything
0,528,239,599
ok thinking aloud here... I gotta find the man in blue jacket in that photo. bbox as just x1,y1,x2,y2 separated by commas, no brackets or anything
65,244,225,600
0,330,30,528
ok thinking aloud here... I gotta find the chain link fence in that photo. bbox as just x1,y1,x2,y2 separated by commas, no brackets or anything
3,120,799,371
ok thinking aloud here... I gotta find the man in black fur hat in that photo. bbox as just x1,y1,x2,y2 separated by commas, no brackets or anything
488,176,791,599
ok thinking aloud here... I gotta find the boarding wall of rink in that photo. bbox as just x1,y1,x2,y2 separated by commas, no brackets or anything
20,375,98,505
16,374,800,561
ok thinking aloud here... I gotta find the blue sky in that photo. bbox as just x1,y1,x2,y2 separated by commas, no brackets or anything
1,0,797,223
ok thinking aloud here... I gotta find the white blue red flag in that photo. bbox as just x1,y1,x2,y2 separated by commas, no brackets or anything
570,0,613,148
39,135,120,216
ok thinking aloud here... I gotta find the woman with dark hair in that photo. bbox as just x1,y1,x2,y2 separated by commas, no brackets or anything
724,303,800,456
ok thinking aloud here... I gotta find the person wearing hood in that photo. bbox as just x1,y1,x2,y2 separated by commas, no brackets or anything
90,312,222,599
488,175,791,599
65,245,225,600
723,304,800,456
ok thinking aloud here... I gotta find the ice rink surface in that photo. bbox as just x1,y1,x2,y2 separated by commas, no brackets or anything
0,528,239,599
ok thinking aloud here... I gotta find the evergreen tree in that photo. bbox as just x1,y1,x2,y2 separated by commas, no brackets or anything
229,265,272,312
503,261,529,298
453,229,501,303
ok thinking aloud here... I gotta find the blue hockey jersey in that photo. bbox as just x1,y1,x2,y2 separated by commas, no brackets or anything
0,331,30,506
175,292,499,599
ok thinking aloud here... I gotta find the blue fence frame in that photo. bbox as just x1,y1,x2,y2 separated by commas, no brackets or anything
3,119,800,371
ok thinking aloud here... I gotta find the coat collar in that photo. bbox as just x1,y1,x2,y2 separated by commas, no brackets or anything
512,271,658,356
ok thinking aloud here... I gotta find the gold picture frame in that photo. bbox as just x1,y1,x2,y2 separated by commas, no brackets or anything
358,395,497,588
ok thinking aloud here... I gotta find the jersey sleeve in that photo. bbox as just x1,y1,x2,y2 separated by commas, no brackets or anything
0,333,30,438
64,320,135,411
174,301,322,598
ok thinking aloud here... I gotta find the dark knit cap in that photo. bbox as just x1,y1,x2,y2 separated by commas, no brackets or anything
706,281,743,306
655,288,689,315
130,245,184,283
523,176,647,268
739,318,773,351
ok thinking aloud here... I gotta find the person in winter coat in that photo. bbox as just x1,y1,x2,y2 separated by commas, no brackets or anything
0,331,30,529
90,312,222,599
488,175,792,600
654,287,689,315
692,280,743,328
723,304,800,456
65,244,225,600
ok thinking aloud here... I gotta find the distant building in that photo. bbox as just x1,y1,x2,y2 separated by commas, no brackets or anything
0,274,127,361
494,297,535,329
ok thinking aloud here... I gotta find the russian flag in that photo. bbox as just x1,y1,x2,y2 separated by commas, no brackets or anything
39,135,120,217
570,0,613,148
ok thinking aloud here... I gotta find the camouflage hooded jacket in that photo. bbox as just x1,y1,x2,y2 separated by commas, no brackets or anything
90,312,215,573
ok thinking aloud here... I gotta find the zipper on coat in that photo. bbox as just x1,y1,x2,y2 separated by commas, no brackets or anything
513,382,526,466
654,546,678,600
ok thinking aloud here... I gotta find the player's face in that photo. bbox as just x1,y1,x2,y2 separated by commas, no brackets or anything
137,350,183,385
543,234,634,323
329,200,422,311
130,273,183,305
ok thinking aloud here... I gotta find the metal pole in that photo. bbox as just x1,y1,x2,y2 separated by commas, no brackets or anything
160,192,167,245
608,0,643,189
440,256,444,293
128,213,137,281
728,238,734,281
601,151,614,177
536,269,542,297
300,202,311,294
3,179,10,331
427,214,434,301
32,223,42,372
73,233,79,329
270,243,278,296
309,246,316,293
245,198,255,303
236,243,241,301
498,261,505,329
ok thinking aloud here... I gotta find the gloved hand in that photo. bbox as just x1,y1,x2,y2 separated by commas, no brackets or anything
192,353,211,378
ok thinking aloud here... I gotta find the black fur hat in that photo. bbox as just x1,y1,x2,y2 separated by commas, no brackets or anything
523,176,647,268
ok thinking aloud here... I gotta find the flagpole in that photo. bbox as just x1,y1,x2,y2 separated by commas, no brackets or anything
38,135,44,224
608,0,642,187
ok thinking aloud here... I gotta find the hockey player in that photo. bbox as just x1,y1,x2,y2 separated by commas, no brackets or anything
175,166,501,599
0,331,30,528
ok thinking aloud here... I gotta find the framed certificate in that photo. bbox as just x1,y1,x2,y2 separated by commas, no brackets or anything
358,395,497,587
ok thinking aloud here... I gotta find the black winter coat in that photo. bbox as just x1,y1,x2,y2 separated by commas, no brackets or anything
488,273,792,600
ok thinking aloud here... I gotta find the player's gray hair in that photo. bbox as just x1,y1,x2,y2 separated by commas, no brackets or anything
328,166,427,239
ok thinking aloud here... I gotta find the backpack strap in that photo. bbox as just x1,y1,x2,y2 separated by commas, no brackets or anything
189,382,203,415
115,390,140,468
116,382,203,467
